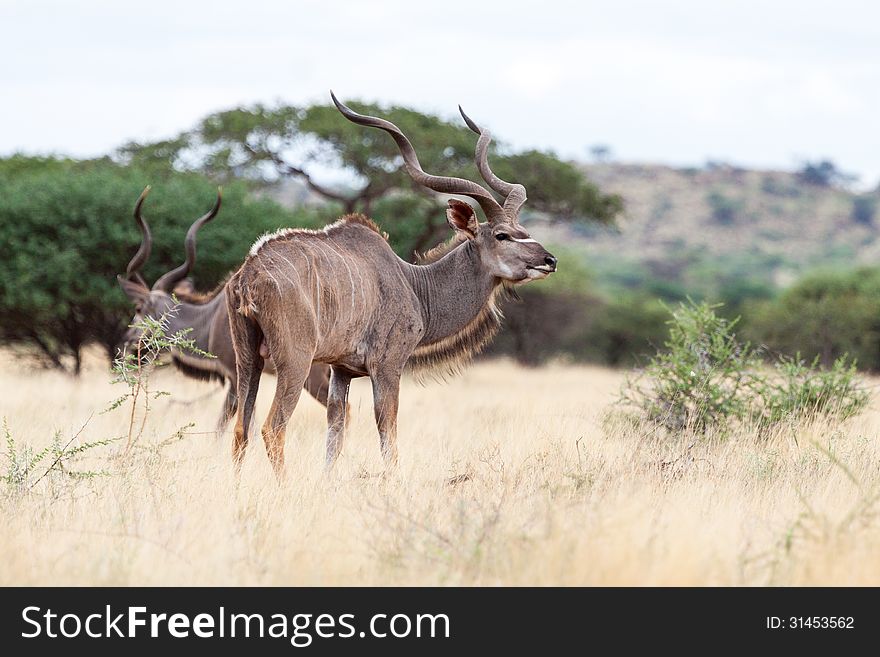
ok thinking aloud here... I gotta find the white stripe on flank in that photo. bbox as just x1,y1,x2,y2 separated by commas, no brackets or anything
322,237,359,312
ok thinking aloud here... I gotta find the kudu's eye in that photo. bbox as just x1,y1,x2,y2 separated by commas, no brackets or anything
495,233,509,241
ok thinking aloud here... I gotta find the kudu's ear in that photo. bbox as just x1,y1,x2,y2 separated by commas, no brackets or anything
173,278,196,297
117,275,150,303
446,199,479,238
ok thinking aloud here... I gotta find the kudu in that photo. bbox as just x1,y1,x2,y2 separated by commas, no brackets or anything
118,188,331,432
226,93,557,475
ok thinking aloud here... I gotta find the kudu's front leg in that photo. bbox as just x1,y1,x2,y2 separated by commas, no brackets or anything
325,366,353,469
370,370,402,468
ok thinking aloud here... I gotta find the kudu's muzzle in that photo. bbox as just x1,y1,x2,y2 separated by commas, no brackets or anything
527,249,558,276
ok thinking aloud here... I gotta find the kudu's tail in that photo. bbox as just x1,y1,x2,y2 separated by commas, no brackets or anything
226,272,265,468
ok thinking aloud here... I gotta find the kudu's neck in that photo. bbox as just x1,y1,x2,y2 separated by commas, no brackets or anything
166,291,225,354
400,240,499,346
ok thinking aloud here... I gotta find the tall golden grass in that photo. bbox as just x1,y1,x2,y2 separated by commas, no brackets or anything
1,349,878,586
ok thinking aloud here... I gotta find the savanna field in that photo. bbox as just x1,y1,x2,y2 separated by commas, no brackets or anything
1,349,879,587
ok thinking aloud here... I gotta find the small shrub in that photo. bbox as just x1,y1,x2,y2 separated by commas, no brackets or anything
0,305,207,501
621,300,758,431
2,418,116,498
621,300,868,434
753,355,868,429
109,303,208,456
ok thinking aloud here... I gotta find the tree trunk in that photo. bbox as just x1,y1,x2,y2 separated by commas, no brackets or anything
28,332,68,372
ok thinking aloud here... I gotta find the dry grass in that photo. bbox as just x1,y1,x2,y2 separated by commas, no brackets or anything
1,349,879,586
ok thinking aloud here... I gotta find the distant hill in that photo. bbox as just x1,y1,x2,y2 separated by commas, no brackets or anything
268,164,880,301
538,163,880,301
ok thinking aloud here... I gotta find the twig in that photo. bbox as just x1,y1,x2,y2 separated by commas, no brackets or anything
29,413,94,490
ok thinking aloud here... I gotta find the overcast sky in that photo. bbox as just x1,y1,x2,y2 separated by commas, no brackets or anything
2,0,878,186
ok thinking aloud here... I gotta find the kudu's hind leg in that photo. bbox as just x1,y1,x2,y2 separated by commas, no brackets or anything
325,366,353,469
216,386,237,436
261,348,315,480
371,370,402,468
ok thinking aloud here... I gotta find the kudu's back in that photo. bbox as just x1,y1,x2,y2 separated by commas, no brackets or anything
227,217,420,373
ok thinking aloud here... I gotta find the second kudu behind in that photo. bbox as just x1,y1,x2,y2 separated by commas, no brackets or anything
227,93,557,475
118,188,331,432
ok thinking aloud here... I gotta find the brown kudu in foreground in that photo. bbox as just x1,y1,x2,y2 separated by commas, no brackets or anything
118,188,331,432
226,93,557,475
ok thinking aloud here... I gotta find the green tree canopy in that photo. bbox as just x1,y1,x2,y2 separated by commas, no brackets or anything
117,100,622,258
0,157,321,373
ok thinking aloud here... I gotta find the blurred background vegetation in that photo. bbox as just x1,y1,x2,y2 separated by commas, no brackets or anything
2,100,880,374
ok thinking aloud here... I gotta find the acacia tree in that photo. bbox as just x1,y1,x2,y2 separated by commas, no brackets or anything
117,101,622,258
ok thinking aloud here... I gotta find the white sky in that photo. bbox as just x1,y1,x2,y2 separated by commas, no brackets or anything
1,0,878,186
